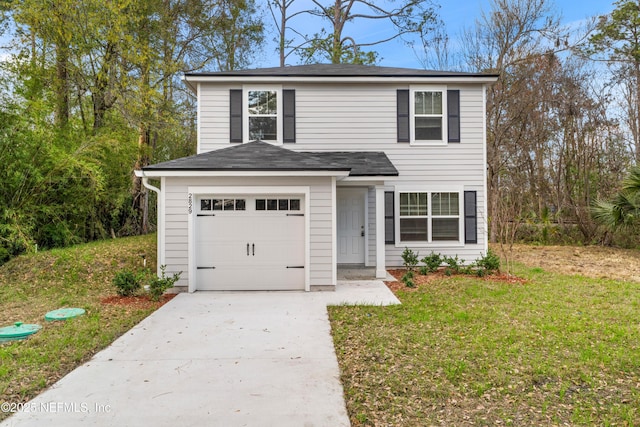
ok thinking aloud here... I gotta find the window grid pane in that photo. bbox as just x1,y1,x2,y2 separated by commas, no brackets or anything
432,218,459,241
249,117,277,140
400,218,429,241
400,192,427,217
432,193,459,216
415,91,442,115
248,91,277,115
415,117,442,140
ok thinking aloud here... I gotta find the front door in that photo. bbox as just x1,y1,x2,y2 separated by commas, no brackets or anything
337,188,366,264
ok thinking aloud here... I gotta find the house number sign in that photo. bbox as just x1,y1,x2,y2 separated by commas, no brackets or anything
188,193,193,214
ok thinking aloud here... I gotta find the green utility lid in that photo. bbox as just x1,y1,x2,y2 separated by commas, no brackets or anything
0,322,42,342
44,308,86,321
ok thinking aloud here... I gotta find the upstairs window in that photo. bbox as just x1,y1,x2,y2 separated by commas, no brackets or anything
414,91,443,141
230,88,295,144
248,90,278,141
397,87,459,144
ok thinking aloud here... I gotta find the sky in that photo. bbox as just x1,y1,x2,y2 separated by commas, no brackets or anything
257,0,617,69
0,0,619,70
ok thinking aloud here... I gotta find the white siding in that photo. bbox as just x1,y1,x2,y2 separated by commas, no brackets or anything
162,176,334,288
195,81,488,266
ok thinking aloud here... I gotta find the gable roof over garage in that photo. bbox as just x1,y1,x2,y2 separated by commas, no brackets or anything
141,141,398,177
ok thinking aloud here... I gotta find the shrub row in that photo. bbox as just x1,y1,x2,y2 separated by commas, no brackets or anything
400,248,500,287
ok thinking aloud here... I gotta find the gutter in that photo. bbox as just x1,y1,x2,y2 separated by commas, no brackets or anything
135,170,165,275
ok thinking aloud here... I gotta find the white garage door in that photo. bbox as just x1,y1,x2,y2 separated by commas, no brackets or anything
195,195,305,290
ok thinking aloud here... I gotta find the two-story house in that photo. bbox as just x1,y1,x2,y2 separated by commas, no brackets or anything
135,64,498,292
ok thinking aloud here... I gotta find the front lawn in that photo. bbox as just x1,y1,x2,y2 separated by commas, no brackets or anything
329,264,640,426
0,235,160,422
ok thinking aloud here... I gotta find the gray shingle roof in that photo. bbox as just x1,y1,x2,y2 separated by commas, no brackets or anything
184,63,498,79
309,152,398,176
143,141,398,176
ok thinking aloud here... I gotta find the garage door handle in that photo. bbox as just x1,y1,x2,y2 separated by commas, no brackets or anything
197,267,216,269
286,266,304,269
247,243,250,256
252,243,255,256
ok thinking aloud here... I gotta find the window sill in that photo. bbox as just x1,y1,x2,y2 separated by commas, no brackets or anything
244,140,283,145
394,241,464,248
409,140,448,146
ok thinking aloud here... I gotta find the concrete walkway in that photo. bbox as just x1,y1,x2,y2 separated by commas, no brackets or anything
1,281,399,427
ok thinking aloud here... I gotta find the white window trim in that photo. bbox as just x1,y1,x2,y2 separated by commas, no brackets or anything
243,85,283,144
394,187,464,248
410,85,448,146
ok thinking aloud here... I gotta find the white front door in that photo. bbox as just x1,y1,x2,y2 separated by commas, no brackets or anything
195,195,305,290
337,188,366,264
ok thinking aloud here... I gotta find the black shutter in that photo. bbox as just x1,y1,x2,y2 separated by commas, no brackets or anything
230,89,243,143
385,191,395,244
283,89,296,143
397,89,410,142
447,89,460,143
464,191,477,244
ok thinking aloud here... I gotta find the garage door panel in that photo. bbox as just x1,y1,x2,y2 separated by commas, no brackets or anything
195,196,305,291
196,241,248,267
198,266,303,291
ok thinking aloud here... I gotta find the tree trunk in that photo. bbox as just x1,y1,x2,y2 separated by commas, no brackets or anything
280,1,286,67
54,43,69,129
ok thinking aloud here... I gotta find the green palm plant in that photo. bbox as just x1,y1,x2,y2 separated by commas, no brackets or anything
592,166,640,231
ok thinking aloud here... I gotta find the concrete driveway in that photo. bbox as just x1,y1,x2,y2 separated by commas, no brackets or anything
1,281,399,427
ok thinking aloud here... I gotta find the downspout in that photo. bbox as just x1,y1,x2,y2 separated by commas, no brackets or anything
138,172,164,275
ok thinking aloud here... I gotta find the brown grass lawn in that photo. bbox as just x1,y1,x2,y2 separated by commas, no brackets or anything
497,244,640,283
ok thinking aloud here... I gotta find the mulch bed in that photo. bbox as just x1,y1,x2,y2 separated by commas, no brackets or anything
385,268,527,294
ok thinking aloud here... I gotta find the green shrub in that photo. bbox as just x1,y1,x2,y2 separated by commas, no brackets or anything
401,248,420,287
443,255,462,276
420,252,442,274
112,269,143,296
401,271,416,288
474,248,501,276
401,247,419,271
147,265,182,301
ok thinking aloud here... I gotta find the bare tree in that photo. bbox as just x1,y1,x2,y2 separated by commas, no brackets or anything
588,0,640,164
268,0,311,66
462,0,561,243
297,0,440,64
